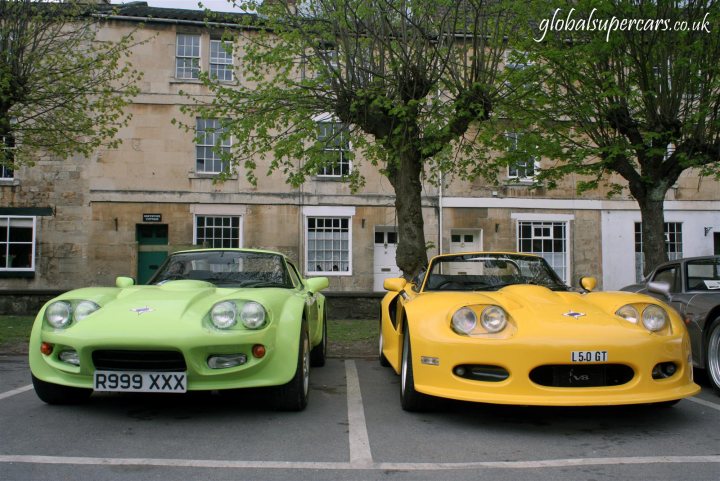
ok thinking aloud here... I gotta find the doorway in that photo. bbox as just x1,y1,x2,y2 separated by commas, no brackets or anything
136,224,168,284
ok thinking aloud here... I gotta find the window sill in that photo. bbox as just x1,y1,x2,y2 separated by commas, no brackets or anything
314,176,347,182
306,271,352,277
0,179,19,187
188,172,238,180
504,179,538,186
170,78,239,86
0,270,35,278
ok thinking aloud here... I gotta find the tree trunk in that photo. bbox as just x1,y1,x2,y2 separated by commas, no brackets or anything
636,192,669,277
387,149,428,279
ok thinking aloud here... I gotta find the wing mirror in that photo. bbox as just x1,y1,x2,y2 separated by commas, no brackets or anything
383,277,407,292
579,276,597,292
648,281,671,298
116,276,135,288
306,276,329,293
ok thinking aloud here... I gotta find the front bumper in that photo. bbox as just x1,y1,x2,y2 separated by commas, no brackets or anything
410,330,700,406
29,324,298,392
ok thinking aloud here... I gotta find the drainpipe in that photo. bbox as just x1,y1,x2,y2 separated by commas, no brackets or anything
438,171,443,255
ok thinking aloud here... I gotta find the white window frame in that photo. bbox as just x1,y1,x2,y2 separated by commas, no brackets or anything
513,214,573,283
209,39,233,82
0,216,36,272
506,132,538,182
176,33,201,80
303,206,354,276
195,118,231,174
193,214,243,248
316,119,351,177
634,222,683,282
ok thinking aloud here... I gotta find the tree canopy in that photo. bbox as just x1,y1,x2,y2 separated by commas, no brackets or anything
495,0,720,273
186,0,521,276
0,0,143,171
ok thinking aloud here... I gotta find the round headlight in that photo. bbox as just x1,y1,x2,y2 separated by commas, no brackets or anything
642,305,667,332
46,301,72,329
240,302,266,329
211,301,238,329
451,307,477,335
481,305,508,333
74,301,100,321
616,305,640,324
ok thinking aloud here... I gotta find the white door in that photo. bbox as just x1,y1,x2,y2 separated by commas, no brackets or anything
447,230,483,275
374,228,401,291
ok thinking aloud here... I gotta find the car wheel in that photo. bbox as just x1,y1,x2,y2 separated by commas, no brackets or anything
705,319,720,395
379,322,390,367
310,313,327,367
31,375,92,405
400,325,432,411
273,321,310,411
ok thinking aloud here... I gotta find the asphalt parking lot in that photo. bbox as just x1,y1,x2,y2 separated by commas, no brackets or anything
1,355,719,481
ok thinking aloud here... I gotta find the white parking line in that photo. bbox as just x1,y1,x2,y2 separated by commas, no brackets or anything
0,384,32,401
345,360,373,467
687,396,720,412
0,454,718,471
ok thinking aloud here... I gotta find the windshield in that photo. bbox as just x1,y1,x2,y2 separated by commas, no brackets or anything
149,251,292,288
423,254,568,292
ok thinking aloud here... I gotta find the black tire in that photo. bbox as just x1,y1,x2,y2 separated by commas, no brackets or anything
379,321,390,367
704,319,720,395
32,374,92,405
273,321,310,411
310,312,327,367
400,325,433,411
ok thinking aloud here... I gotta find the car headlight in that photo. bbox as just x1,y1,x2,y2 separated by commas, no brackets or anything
45,301,72,329
642,305,667,332
240,301,266,329
616,304,640,324
481,306,508,333
74,301,100,321
211,301,238,329
451,307,477,335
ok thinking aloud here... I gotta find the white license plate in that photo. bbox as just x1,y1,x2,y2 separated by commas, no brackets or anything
93,371,187,393
570,350,608,363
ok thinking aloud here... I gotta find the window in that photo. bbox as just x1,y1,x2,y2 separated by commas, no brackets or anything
517,221,567,282
317,121,351,177
176,34,200,80
0,216,35,272
195,118,230,174
210,39,233,82
195,215,241,248
506,132,536,181
306,217,351,274
634,222,683,281
1,135,15,180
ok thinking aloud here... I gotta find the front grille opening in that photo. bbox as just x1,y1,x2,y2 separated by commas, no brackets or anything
92,350,186,371
454,364,510,382
530,364,634,388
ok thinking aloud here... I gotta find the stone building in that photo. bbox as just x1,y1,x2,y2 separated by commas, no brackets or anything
1,2,719,300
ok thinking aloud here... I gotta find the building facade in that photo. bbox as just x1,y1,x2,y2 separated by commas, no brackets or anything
1,3,719,296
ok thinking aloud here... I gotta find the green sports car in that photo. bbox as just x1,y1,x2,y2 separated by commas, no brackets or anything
29,248,329,411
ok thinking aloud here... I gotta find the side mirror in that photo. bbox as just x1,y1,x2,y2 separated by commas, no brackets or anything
116,276,135,288
579,276,597,292
648,281,671,298
306,276,329,293
383,277,407,292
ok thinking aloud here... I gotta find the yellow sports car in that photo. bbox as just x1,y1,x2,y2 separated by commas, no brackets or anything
379,252,700,411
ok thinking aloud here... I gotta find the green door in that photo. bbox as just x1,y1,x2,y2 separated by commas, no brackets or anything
136,224,169,284
137,251,168,285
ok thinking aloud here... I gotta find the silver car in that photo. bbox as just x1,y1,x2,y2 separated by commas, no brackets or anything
622,256,720,395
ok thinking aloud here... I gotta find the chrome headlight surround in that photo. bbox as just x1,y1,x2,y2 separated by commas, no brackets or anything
642,304,668,332
240,301,267,329
45,301,72,329
481,306,508,333
451,307,477,335
45,300,100,329
616,304,640,324
210,301,238,329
